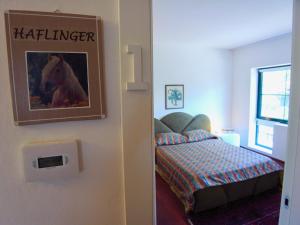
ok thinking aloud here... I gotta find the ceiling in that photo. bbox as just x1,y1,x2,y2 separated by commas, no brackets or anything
153,0,293,49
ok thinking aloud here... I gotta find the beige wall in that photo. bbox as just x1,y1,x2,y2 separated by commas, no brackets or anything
280,0,300,224
119,0,155,225
0,0,126,225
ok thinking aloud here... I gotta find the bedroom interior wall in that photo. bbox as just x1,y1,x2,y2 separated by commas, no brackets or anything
231,33,292,146
0,1,125,225
153,43,233,132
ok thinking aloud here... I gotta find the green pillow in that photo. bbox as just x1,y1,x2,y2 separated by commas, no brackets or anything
154,118,173,134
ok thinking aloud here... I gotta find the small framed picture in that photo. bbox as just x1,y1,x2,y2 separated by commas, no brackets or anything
165,85,184,109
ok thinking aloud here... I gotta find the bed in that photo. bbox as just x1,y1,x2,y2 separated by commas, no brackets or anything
155,112,283,213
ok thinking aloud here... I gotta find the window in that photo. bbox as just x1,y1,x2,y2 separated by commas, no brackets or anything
255,65,290,149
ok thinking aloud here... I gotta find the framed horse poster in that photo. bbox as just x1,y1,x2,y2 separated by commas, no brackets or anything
165,84,184,109
5,10,106,125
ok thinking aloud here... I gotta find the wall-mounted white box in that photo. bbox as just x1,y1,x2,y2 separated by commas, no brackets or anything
22,140,79,182
273,124,288,161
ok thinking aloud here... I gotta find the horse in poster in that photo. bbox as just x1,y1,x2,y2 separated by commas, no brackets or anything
39,55,89,108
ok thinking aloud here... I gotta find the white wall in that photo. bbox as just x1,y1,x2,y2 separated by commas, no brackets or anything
232,34,292,146
153,43,233,131
0,1,125,225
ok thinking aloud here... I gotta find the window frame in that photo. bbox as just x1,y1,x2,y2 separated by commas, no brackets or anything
256,65,290,124
255,121,274,150
255,64,291,150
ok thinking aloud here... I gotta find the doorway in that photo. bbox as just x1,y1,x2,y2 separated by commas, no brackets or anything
152,1,294,225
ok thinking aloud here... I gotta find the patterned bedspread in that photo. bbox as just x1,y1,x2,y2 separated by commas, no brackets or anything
156,139,283,212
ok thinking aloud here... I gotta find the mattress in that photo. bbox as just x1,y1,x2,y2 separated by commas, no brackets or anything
156,139,283,213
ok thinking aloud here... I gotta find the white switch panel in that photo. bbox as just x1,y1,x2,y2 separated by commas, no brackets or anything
22,139,79,182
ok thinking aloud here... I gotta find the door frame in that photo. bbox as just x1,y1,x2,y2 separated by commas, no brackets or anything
279,0,300,224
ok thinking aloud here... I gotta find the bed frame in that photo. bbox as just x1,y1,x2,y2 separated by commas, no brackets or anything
155,112,282,213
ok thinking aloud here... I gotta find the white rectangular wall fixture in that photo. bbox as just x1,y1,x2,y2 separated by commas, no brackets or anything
273,124,288,161
125,44,148,91
22,139,79,182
